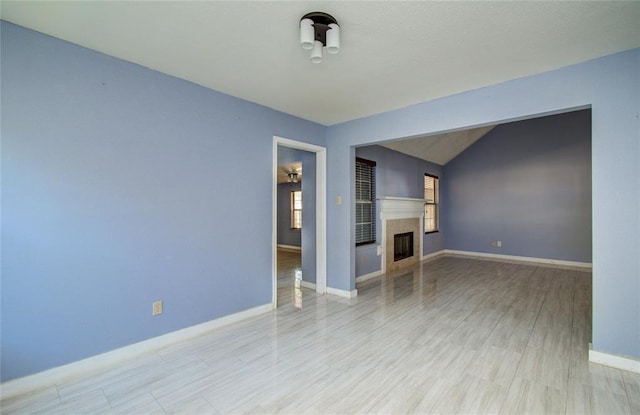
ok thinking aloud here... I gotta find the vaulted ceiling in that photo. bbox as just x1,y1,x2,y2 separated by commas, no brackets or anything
381,125,497,165
2,1,639,164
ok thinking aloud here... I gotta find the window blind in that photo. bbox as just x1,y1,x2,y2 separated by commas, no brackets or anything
356,158,376,245
424,174,439,233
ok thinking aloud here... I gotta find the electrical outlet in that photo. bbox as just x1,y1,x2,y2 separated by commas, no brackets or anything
152,300,163,316
497,241,502,247
361,256,366,264
491,241,497,247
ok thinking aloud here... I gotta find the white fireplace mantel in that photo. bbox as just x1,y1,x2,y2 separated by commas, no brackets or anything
379,197,426,220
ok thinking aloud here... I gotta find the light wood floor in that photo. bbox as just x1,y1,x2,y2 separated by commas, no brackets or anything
3,255,640,414
276,248,303,307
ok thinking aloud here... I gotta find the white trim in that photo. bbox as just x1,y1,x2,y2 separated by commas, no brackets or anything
443,250,592,269
355,270,383,283
273,136,327,308
300,280,316,290
589,346,640,374
353,249,585,285
421,249,445,262
315,148,327,295
277,244,301,252
0,303,272,400
272,138,279,308
379,197,427,218
326,287,358,298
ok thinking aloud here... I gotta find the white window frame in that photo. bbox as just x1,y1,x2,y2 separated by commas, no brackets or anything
291,190,302,229
424,174,439,233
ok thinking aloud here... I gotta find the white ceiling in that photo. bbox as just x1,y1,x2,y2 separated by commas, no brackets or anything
2,1,639,129
2,2,638,165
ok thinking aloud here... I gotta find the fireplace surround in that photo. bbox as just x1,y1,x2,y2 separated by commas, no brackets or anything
379,197,425,272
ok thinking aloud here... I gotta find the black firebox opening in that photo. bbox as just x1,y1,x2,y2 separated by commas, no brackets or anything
394,232,414,262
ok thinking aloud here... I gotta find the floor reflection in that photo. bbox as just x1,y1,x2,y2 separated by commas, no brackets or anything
294,269,303,309
276,248,309,308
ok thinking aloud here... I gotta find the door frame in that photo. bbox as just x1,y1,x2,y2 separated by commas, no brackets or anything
272,136,327,307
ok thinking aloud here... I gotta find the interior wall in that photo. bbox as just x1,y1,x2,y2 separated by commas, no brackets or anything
442,109,592,263
354,145,443,277
276,182,301,247
276,146,305,248
1,18,638,383
0,21,326,382
300,151,317,284
326,48,639,360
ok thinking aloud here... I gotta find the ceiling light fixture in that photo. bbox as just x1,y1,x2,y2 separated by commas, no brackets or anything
288,172,299,183
299,12,340,64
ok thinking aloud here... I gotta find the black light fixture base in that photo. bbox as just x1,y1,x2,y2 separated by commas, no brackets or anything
301,12,338,46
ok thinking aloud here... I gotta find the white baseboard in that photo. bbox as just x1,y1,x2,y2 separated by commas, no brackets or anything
277,244,301,252
356,251,445,284
355,249,588,286
326,287,358,298
355,270,383,283
589,346,640,374
0,303,272,400
443,250,592,269
300,280,316,290
421,250,445,262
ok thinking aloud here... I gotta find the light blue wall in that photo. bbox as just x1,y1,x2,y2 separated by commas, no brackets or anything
442,110,592,263
327,49,639,360
0,21,325,381
354,145,443,277
2,19,639,381
277,146,305,165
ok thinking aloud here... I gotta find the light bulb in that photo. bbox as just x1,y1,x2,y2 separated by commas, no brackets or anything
310,40,323,63
300,18,314,50
326,23,340,54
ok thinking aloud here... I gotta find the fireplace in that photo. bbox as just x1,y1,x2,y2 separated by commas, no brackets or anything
394,232,414,262
379,197,425,273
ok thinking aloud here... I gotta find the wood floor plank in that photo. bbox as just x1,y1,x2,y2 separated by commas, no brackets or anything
3,253,635,414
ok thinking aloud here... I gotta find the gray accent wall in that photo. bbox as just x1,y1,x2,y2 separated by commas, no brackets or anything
442,110,592,263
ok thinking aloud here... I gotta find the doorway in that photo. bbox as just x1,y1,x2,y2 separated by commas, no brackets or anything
272,136,326,308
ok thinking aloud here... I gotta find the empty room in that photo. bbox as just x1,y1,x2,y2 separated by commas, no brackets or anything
1,2,639,414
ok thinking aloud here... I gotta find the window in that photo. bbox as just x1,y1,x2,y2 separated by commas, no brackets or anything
356,157,376,245
291,190,302,229
424,174,439,233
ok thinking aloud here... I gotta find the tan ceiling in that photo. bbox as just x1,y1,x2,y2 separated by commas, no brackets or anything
2,1,639,127
277,162,302,184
